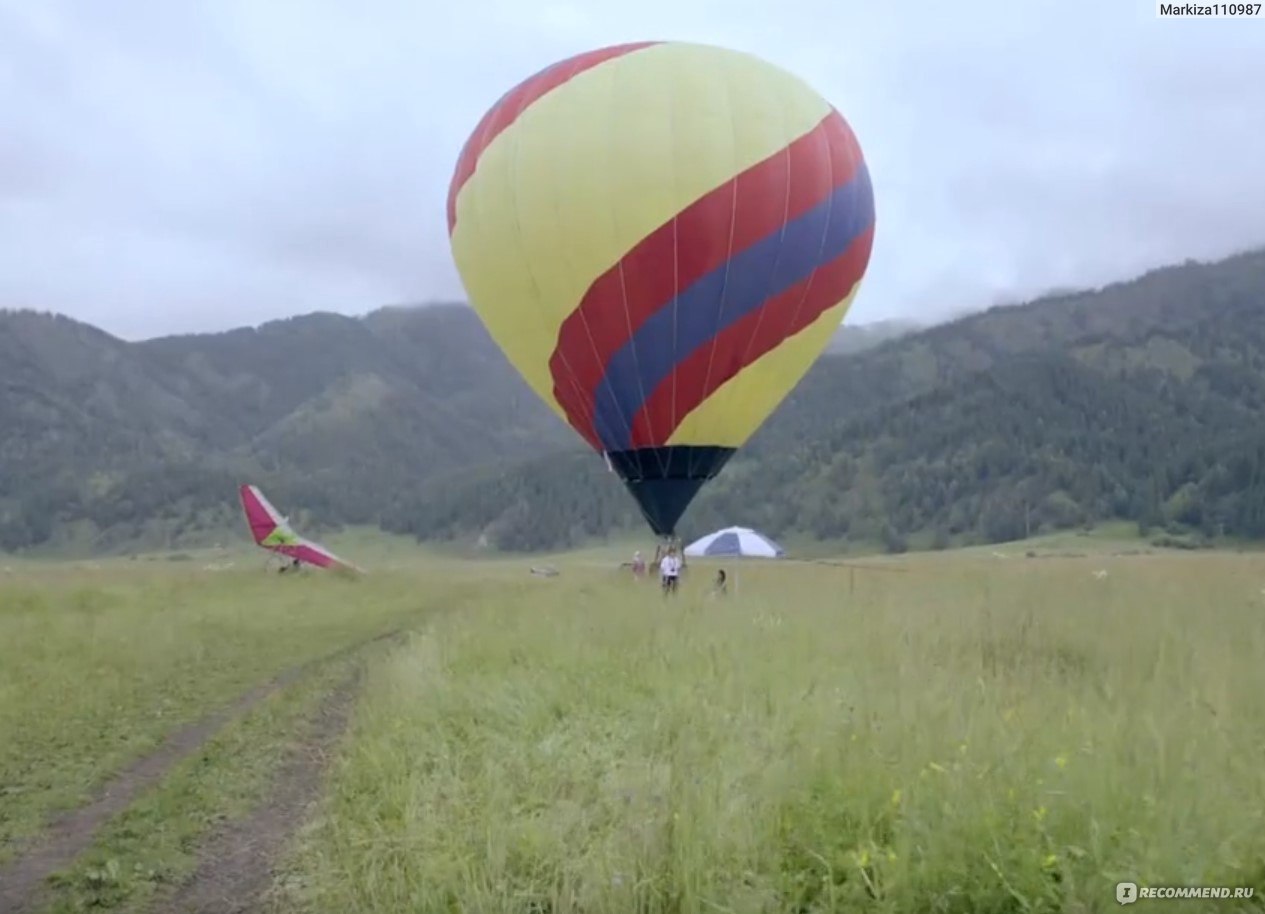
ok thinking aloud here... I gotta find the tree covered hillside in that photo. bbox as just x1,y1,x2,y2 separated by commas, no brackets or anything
1,248,1263,554
0,305,569,551
383,249,1265,551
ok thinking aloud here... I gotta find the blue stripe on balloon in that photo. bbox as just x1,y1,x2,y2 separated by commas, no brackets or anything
590,161,874,452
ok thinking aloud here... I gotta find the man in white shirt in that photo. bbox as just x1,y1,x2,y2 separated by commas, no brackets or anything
660,547,681,594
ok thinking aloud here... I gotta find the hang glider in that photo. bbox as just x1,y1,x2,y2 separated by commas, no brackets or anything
238,484,361,574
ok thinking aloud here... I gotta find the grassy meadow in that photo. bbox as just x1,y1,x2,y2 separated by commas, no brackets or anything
277,550,1265,913
0,557,505,863
2,542,1264,912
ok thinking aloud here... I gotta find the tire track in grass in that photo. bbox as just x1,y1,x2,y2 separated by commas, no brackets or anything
155,664,364,914
0,629,399,914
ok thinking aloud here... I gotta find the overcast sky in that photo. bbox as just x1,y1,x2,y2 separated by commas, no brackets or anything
1,0,1262,341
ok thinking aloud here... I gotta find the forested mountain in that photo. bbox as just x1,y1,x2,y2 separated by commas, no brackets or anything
382,249,1265,551
0,305,569,550
2,248,1263,554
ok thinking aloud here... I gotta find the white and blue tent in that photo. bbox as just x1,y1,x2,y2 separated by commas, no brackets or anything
684,526,785,559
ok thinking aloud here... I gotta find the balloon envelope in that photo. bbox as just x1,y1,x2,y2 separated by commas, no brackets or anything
447,41,875,536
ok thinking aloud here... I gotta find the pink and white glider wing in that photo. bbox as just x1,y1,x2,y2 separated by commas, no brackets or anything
238,484,361,573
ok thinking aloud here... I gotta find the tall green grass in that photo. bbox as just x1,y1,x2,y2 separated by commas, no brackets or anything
281,554,1265,913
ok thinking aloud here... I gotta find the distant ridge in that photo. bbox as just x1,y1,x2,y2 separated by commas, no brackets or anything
2,247,1263,554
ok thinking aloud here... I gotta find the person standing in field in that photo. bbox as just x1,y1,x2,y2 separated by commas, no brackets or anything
632,550,646,578
660,546,682,595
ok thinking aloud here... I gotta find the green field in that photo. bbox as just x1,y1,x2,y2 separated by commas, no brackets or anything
2,542,1263,912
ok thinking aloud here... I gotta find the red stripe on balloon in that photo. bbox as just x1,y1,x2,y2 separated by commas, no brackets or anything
626,223,875,449
446,41,660,233
550,109,862,445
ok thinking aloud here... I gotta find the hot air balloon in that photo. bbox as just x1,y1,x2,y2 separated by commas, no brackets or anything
446,41,875,539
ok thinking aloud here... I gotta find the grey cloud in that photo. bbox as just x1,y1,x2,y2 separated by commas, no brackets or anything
0,0,1262,340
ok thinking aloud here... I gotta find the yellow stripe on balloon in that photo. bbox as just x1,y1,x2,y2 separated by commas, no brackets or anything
665,283,864,447
448,42,833,420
